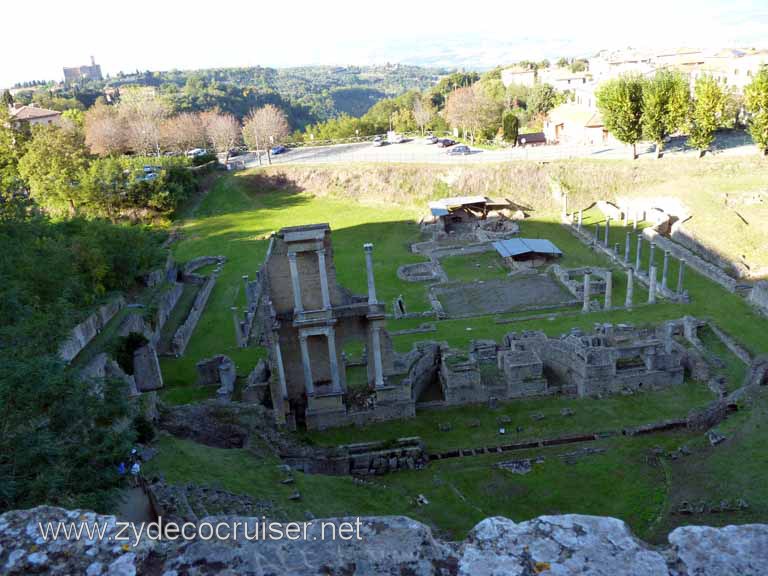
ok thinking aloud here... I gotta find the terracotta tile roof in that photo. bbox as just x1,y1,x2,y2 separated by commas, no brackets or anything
547,104,604,128
10,106,61,121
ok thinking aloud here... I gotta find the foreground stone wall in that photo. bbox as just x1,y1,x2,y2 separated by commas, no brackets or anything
171,274,216,356
58,297,125,363
3,506,767,575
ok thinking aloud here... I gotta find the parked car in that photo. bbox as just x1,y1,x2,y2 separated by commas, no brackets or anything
447,145,471,156
425,135,438,144
437,139,456,148
387,130,405,144
271,145,287,155
186,148,207,158
372,135,386,147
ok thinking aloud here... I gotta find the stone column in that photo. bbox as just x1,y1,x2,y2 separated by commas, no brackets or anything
595,223,600,243
624,232,631,264
242,274,250,306
370,325,385,389
604,270,613,310
363,243,378,305
577,209,583,231
582,270,592,313
635,235,643,272
316,248,331,309
604,217,610,248
326,328,341,392
231,306,243,348
273,334,288,400
633,212,638,230
287,252,303,314
614,243,620,256
298,334,314,395
664,322,674,354
648,241,656,272
661,250,670,292
677,259,686,295
625,267,634,308
648,265,657,304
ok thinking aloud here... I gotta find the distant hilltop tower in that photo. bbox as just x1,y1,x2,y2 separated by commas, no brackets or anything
63,56,103,85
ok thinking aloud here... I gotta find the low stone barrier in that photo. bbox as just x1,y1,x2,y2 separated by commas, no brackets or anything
58,297,126,363
281,437,427,476
171,275,216,356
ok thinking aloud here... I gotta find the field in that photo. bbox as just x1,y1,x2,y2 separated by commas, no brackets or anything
153,162,768,543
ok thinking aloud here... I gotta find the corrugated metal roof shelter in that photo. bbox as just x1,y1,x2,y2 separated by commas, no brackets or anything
428,196,489,217
493,238,563,259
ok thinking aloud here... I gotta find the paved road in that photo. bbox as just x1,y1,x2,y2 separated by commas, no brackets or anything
233,131,759,168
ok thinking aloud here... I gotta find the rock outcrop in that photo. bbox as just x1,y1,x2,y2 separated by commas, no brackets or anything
3,507,768,575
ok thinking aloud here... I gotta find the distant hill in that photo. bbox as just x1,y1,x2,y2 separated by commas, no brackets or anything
103,64,452,130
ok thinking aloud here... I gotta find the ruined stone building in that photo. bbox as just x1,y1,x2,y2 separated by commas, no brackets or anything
255,224,411,430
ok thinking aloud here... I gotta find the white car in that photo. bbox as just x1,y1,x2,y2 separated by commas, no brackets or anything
425,136,438,144
372,136,386,147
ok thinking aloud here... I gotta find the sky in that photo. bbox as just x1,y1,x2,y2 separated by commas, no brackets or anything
2,0,767,87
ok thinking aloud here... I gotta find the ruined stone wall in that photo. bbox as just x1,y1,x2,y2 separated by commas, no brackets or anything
171,275,216,356
440,358,485,405
5,506,768,575
643,227,739,292
58,297,125,363
152,282,184,343
748,280,768,316
670,221,750,279
281,438,426,476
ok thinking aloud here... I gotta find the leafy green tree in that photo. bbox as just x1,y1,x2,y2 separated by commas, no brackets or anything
502,111,519,144
642,70,690,158
0,213,164,512
18,121,90,215
528,83,558,117
688,75,728,156
596,75,645,159
1,89,13,108
745,66,768,155
0,107,28,195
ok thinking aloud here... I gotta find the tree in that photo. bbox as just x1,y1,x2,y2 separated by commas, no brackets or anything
242,105,289,165
85,102,126,156
444,86,502,144
596,75,645,159
161,112,206,153
1,89,13,108
744,66,768,155
528,83,558,117
202,110,241,163
688,75,728,157
502,111,519,144
18,120,90,215
412,97,434,136
642,70,690,158
117,88,169,156
0,107,28,195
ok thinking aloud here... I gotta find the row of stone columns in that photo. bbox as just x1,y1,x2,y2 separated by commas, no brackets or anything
581,257,686,314
582,269,613,312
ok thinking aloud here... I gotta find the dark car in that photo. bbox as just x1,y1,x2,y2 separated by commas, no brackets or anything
446,144,471,156
437,138,456,148
270,145,287,155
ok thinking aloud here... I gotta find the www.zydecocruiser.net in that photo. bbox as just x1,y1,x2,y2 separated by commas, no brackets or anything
37,516,365,548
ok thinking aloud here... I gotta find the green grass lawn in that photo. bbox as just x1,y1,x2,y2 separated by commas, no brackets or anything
440,251,509,282
302,381,713,452
145,431,689,541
